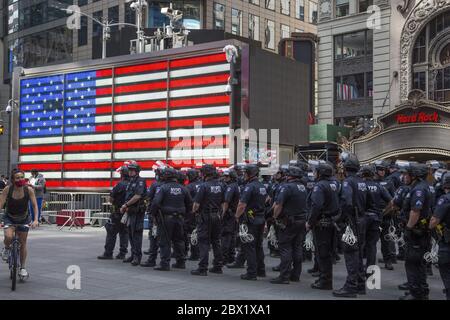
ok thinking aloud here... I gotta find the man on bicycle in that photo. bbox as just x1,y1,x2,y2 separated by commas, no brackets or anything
0,170,39,278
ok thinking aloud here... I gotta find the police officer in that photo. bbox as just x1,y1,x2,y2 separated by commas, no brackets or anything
361,165,392,270
141,168,165,267
400,163,432,300
374,159,397,271
235,164,267,280
333,154,368,298
429,172,450,300
191,164,225,276
306,163,340,290
150,167,192,271
221,169,240,265
121,161,147,266
98,166,129,260
226,165,248,269
186,169,202,261
271,165,308,284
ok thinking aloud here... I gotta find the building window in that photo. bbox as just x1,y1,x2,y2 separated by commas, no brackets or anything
265,19,275,50
295,0,305,21
249,14,260,41
213,2,225,30
359,0,373,13
125,2,136,25
265,0,275,11
281,24,290,39
335,30,372,59
335,73,371,100
250,0,260,6
108,6,119,33
334,35,343,59
8,1,18,34
93,10,103,38
336,0,349,18
9,26,73,71
231,8,242,36
367,72,373,97
309,1,317,24
413,71,426,92
413,28,426,64
281,0,290,16
433,68,450,102
180,0,201,29
146,1,201,30
78,16,88,46
78,0,88,6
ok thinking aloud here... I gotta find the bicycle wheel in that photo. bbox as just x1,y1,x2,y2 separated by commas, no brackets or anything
10,242,18,291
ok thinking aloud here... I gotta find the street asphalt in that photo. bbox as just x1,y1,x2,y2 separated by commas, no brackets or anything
0,225,446,300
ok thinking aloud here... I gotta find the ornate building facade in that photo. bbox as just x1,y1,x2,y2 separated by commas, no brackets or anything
317,0,450,162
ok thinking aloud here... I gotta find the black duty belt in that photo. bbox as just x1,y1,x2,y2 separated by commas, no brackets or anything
287,215,306,221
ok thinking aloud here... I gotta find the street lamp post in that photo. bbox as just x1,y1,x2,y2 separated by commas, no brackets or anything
60,2,146,58
126,0,148,54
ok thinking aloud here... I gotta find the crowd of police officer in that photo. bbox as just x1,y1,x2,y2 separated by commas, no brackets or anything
96,156,450,300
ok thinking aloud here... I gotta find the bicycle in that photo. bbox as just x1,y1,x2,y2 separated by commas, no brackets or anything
4,224,30,291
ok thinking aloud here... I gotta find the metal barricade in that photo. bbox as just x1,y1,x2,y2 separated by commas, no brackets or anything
45,192,112,230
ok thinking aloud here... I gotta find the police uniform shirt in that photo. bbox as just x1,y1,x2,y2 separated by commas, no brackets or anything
125,176,147,202
433,193,450,232
275,179,308,216
151,182,192,216
194,179,224,211
365,180,392,214
378,178,396,198
308,178,340,225
239,178,267,214
405,180,432,220
111,179,128,207
224,182,240,212
393,185,411,212
186,180,202,199
147,181,164,203
341,174,368,215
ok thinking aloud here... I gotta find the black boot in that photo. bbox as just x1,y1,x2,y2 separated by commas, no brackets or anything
131,257,141,266
257,270,266,278
311,282,332,290
289,275,300,282
384,262,394,270
208,266,223,274
97,253,113,260
240,273,257,281
154,265,170,271
270,277,289,284
398,282,409,290
123,256,133,263
191,269,207,276
332,287,358,298
227,262,244,269
140,260,156,267
115,253,126,260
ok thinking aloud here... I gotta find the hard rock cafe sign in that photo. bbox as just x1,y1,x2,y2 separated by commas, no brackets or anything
349,90,450,163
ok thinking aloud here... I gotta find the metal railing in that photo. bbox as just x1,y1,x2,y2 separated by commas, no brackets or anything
43,192,112,230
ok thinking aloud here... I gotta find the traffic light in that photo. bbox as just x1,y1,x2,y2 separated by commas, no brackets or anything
0,124,4,135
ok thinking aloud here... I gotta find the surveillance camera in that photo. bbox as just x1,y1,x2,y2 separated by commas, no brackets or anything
5,105,12,114
161,7,173,15
225,84,232,95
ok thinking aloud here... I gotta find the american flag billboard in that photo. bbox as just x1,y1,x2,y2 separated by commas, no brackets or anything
18,52,231,189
